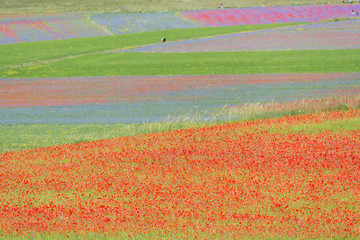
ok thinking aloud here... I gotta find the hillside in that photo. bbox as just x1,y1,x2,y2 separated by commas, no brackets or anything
1,110,360,238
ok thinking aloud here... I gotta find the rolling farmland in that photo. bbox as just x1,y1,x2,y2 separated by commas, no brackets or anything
1,2,360,239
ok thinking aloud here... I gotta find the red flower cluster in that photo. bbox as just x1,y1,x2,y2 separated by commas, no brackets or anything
1,110,359,238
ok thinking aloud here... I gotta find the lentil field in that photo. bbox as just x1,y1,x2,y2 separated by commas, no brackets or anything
1,2,360,239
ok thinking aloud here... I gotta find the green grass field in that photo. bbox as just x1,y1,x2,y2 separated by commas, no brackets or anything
0,0,345,13
0,22,304,68
3,49,360,78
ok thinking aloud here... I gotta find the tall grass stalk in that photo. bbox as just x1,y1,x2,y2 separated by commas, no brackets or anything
220,95,360,121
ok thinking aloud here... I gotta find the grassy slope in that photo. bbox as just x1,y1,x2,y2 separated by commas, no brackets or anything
0,22,303,68
2,106,360,153
0,122,209,153
1,0,344,13
1,94,360,153
287,117,360,132
2,49,360,78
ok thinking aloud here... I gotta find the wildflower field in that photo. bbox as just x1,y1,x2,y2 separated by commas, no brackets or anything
1,1,360,239
1,5,359,44
1,110,360,239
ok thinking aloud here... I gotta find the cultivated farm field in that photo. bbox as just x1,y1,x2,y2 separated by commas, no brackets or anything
1,1,360,239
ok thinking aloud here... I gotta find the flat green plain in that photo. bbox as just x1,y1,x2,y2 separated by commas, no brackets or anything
3,49,360,78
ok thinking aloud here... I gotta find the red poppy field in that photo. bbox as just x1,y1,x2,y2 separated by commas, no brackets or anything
1,109,359,239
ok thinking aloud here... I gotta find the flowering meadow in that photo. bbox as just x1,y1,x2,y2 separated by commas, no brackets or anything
1,109,360,238
129,19,360,52
0,14,108,44
1,73,359,124
1,4,360,44
181,4,360,27
90,12,200,35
